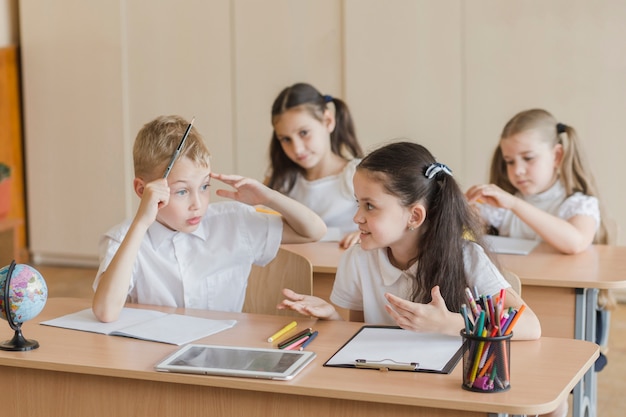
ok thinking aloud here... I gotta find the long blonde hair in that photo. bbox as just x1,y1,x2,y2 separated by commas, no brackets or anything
489,108,608,244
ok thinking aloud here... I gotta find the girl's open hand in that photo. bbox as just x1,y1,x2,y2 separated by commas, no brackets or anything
384,286,462,336
277,288,341,320
465,183,517,210
211,172,271,206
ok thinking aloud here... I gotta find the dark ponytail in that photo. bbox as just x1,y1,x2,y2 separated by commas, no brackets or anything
328,97,363,159
267,83,362,193
358,141,485,312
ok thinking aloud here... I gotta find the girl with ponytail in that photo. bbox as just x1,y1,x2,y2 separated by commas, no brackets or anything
279,141,540,341
266,83,363,247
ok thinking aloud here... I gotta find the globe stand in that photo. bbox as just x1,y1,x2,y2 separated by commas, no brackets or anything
0,261,40,351
0,327,39,351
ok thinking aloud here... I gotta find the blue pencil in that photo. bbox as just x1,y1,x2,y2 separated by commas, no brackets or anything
298,330,318,350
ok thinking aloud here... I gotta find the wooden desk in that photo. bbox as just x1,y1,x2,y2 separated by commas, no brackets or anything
0,298,597,417
281,241,626,417
496,243,626,335
497,243,626,417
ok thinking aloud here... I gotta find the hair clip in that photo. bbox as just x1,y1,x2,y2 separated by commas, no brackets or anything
425,162,453,179
323,94,333,103
556,123,567,134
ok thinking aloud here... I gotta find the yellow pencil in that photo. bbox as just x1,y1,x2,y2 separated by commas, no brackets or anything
267,321,297,342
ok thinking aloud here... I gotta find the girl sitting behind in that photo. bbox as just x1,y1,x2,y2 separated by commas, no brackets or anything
265,82,364,248
465,108,608,254
465,109,614,385
279,141,541,340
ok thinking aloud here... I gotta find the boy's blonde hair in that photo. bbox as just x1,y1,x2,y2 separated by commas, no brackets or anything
490,108,608,244
133,115,210,180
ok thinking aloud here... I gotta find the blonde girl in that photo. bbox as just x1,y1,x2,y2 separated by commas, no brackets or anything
466,108,608,254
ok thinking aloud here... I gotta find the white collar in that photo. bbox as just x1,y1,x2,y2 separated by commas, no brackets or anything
377,248,417,286
520,180,566,205
147,219,208,249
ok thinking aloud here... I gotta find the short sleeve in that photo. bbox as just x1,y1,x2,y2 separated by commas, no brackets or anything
242,207,283,267
558,193,600,229
479,204,507,229
330,245,364,310
338,159,360,200
93,221,137,292
463,242,510,297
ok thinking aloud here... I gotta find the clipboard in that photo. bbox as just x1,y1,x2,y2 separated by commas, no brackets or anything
324,325,463,374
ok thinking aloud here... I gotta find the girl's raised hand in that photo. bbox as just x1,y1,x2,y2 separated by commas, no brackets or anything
277,288,342,320
211,172,271,206
384,286,463,336
465,183,517,210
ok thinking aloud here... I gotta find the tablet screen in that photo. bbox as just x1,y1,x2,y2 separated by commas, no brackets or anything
155,344,316,380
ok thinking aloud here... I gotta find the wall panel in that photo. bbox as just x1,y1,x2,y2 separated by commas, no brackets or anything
232,0,343,180
20,1,126,264
464,0,626,243
343,0,464,177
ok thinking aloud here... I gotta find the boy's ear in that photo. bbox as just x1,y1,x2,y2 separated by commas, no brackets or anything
323,109,336,133
408,203,427,229
133,178,145,198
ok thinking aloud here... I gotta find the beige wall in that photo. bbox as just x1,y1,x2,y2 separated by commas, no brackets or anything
15,0,626,264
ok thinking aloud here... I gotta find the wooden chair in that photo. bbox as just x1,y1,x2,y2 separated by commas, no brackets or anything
242,248,313,317
502,270,522,296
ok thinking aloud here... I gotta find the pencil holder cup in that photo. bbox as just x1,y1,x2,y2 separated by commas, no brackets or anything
460,329,512,393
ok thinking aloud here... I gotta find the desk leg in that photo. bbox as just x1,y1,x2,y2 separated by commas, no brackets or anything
572,287,598,417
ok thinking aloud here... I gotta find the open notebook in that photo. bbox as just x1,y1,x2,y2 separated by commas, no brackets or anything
324,326,463,374
483,235,539,255
40,308,236,345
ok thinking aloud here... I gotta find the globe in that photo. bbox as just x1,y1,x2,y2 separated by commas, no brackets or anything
0,261,48,351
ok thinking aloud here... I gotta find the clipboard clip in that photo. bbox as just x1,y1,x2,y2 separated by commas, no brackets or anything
355,358,419,372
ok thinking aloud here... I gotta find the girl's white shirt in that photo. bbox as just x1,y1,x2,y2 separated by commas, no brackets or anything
287,158,360,240
330,242,510,325
94,201,283,312
478,181,600,240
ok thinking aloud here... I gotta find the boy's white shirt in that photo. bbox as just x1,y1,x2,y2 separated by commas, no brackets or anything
94,201,283,312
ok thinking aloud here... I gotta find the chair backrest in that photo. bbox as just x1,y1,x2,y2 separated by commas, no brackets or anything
604,217,619,245
242,248,313,317
502,270,522,296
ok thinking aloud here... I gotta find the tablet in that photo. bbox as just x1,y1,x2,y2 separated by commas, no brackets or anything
154,344,316,380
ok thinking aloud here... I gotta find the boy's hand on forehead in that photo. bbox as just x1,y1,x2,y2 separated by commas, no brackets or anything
211,172,271,206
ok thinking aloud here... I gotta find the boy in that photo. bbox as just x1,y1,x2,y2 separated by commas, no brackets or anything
92,115,326,322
